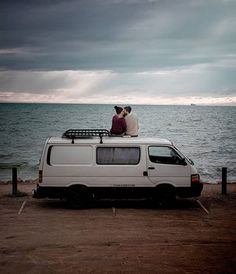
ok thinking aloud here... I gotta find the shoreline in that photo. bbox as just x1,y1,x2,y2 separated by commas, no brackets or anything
0,178,39,185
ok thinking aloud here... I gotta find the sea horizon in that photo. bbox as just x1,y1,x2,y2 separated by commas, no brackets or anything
1,102,236,107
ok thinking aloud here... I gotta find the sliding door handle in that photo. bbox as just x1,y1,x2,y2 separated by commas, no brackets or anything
148,167,155,170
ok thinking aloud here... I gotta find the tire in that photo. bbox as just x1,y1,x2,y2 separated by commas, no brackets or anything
66,186,90,209
154,185,176,207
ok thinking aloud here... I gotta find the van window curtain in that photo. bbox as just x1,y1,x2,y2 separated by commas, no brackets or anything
97,147,140,165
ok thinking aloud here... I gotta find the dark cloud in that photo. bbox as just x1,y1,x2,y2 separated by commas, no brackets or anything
0,0,235,71
0,0,235,104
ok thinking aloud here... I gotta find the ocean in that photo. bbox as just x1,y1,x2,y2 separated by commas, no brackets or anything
0,103,235,183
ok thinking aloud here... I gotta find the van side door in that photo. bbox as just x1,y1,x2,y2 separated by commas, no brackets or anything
146,146,191,187
94,145,152,187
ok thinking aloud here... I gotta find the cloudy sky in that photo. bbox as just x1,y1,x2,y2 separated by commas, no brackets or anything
0,0,236,105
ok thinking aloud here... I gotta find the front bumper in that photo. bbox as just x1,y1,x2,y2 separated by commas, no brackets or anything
176,182,203,198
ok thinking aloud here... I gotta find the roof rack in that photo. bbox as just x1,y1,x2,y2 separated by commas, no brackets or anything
62,129,111,144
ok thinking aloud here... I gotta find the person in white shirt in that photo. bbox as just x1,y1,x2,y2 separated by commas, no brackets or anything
124,106,139,137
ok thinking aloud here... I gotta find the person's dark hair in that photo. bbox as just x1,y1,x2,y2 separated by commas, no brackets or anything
124,106,132,113
114,105,123,114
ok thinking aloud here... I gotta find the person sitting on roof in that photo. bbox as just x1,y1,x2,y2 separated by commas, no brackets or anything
110,106,127,136
124,106,139,137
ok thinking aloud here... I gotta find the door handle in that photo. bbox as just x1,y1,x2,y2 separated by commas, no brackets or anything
148,167,155,170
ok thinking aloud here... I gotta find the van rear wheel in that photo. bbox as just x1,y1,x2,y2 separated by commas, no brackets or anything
67,186,89,209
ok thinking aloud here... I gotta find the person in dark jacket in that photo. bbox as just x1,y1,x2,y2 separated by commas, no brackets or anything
110,106,127,135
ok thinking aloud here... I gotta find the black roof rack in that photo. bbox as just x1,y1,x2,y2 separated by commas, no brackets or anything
62,129,111,144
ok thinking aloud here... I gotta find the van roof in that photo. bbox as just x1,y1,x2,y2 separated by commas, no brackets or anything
47,136,173,146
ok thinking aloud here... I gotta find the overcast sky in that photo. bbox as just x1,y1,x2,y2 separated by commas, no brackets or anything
0,0,236,105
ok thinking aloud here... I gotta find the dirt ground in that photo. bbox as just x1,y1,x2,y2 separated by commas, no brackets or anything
0,182,236,274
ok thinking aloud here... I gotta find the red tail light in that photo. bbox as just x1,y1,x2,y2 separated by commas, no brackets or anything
191,174,200,184
39,170,43,184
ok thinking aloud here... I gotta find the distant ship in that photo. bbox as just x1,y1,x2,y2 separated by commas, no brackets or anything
190,104,196,106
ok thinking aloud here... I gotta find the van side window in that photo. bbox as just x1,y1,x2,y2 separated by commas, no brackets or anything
149,146,183,165
50,146,92,165
97,147,140,165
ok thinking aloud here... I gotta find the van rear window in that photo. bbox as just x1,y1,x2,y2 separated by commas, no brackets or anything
97,147,140,165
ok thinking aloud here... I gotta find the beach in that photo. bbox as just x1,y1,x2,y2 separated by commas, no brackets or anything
0,181,236,273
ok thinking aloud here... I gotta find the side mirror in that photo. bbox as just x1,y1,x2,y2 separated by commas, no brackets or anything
180,158,187,166
172,156,187,165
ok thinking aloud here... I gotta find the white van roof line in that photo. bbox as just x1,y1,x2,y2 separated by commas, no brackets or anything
56,128,173,145
48,136,172,146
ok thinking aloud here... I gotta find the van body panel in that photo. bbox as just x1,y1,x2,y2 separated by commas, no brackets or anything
34,135,203,201
146,164,191,187
41,176,154,187
42,143,152,187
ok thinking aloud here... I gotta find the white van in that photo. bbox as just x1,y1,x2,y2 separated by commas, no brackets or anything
33,129,203,206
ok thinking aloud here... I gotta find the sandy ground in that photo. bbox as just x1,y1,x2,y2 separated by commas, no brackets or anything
0,182,236,274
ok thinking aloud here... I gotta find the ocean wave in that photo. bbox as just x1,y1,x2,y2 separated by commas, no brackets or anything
0,161,29,169
0,153,15,159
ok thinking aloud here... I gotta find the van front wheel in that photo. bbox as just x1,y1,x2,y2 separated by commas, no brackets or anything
67,186,89,209
154,185,176,207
